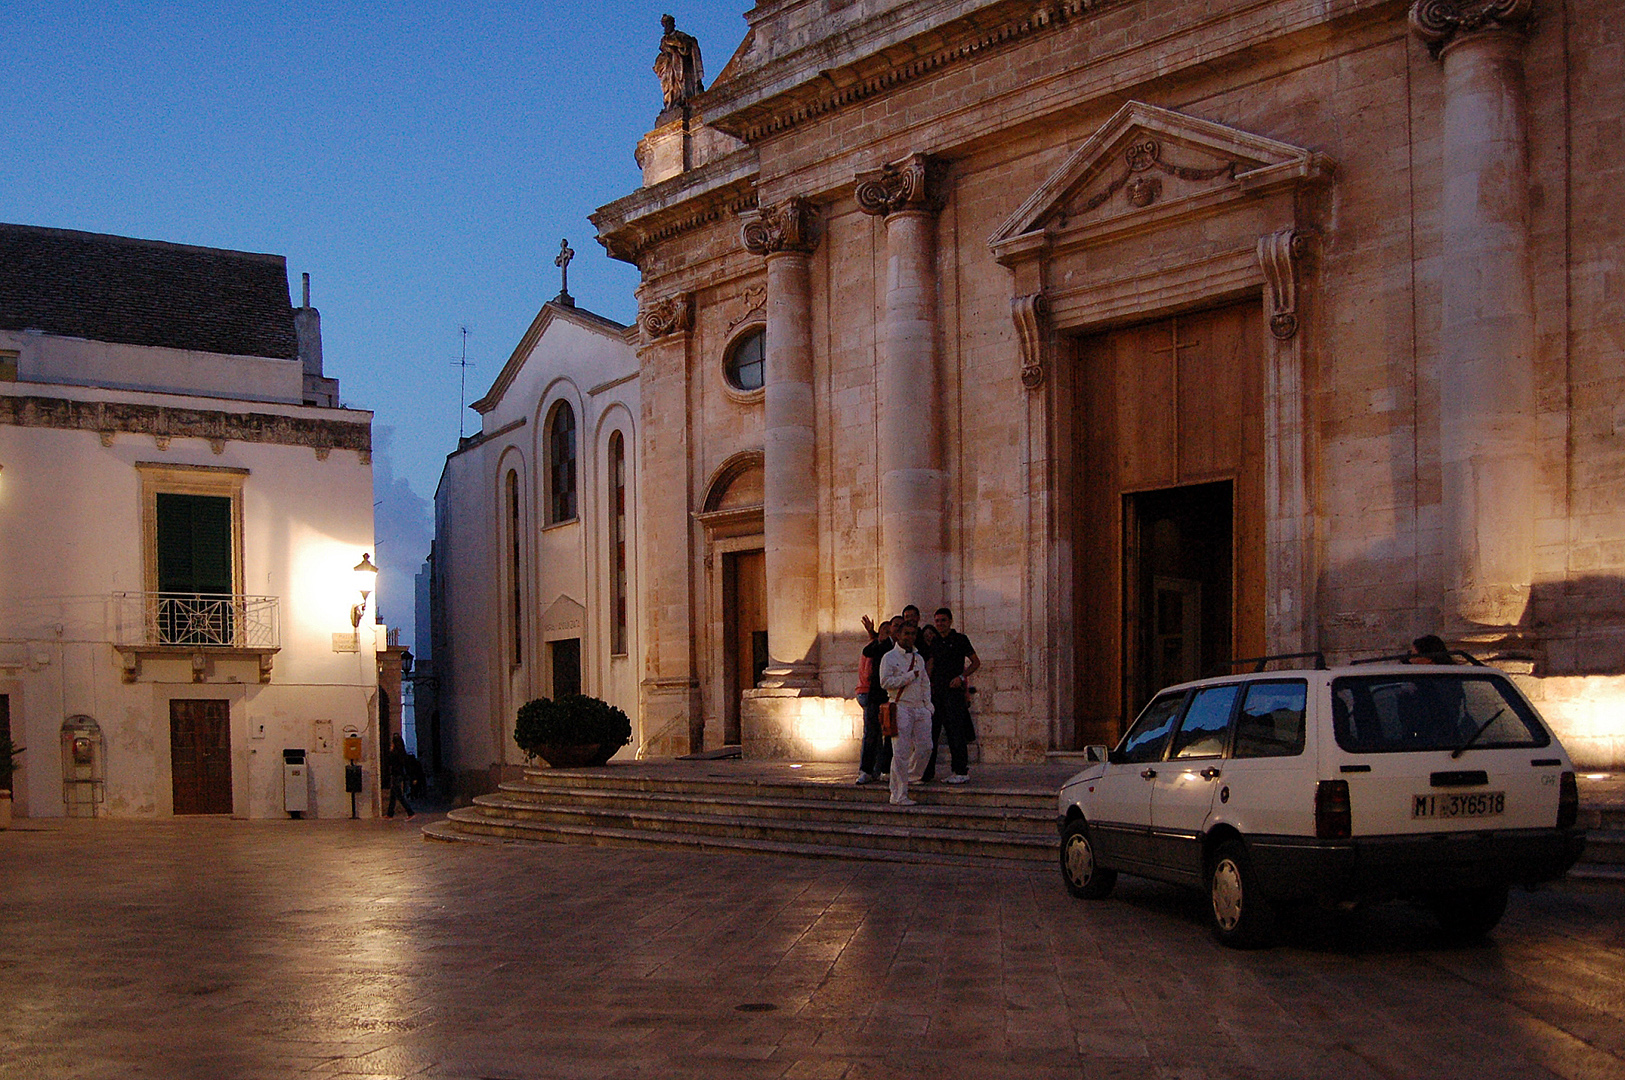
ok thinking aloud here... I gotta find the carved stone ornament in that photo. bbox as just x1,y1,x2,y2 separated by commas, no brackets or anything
729,284,767,330
1012,293,1049,389
0,395,371,455
1409,0,1533,54
1078,139,1236,217
638,293,693,340
740,197,819,256
855,153,945,217
1257,228,1316,341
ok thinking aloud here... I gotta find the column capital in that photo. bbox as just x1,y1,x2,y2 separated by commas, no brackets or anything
741,197,820,256
1409,0,1533,56
855,153,946,217
637,292,692,342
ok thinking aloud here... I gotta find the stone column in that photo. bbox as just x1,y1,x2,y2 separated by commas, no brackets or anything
742,198,821,686
857,154,946,615
1411,0,1538,635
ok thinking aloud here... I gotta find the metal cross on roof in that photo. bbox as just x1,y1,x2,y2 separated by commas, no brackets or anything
554,238,575,307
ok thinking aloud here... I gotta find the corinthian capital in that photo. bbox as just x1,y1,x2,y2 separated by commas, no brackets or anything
638,293,692,341
741,197,819,256
855,153,946,217
1409,0,1533,54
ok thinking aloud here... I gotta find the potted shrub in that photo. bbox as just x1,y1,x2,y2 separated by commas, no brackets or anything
514,694,632,767
0,733,23,830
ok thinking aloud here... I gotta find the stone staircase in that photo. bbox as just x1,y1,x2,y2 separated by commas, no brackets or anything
1574,805,1625,882
422,763,1062,871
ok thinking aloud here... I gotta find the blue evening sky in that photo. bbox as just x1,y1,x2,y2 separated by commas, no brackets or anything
1,2,754,638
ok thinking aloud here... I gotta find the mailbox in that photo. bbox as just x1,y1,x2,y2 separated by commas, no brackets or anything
342,736,363,762
282,748,308,817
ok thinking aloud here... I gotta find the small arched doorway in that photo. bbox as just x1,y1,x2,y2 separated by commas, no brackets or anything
698,453,766,748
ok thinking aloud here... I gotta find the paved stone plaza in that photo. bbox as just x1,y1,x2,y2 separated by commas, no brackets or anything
3,818,1623,1080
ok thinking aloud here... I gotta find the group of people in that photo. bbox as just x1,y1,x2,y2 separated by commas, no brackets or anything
854,605,981,806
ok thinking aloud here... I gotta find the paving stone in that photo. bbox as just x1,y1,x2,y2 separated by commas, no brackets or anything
2,819,1624,1079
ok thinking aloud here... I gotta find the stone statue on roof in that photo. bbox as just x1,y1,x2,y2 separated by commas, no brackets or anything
654,14,704,110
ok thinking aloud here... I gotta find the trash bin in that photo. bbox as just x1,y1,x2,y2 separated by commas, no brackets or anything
283,748,308,817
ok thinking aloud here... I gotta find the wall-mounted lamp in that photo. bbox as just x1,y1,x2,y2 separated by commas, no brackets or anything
350,553,378,628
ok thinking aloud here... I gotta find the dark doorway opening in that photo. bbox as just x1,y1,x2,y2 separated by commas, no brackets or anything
1124,481,1234,719
722,549,767,747
550,638,582,699
170,699,232,815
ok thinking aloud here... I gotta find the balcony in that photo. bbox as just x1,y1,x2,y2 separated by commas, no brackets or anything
113,592,280,682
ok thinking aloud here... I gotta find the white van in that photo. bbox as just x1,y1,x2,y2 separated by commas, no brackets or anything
1057,658,1586,947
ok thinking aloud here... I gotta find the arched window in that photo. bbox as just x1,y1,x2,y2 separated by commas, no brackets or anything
609,431,628,656
548,402,577,524
506,470,522,665
724,328,765,391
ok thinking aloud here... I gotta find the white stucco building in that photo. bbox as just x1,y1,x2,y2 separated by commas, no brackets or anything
432,297,640,793
0,224,382,819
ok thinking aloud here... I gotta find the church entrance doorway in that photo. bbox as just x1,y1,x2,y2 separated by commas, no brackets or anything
722,549,767,746
170,698,232,815
1071,300,1265,748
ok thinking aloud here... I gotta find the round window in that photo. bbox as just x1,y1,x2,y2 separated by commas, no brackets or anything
724,329,765,392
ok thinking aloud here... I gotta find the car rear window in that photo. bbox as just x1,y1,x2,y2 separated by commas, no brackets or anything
1330,674,1550,754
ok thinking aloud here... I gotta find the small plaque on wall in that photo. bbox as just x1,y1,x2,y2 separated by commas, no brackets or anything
332,633,359,653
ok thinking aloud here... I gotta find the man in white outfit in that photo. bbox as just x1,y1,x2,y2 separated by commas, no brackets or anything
878,621,932,806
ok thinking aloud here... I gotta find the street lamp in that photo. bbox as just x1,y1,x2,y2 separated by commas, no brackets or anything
350,553,378,628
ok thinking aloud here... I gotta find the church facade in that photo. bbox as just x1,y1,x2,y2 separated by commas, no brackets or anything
592,0,1624,768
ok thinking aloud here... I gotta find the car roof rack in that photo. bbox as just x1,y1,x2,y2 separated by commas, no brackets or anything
1348,649,1488,667
1205,651,1326,675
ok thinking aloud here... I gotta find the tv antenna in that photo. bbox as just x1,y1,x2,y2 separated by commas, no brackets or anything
452,325,475,439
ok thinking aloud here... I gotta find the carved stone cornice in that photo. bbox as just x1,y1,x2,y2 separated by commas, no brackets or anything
1012,293,1049,389
638,293,693,341
740,196,820,256
855,154,946,217
1409,0,1533,55
0,394,371,459
1257,228,1316,341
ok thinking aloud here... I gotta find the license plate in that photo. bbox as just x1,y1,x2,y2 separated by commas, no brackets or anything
1412,791,1505,819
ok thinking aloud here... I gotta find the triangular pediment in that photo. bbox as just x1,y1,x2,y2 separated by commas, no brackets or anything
989,101,1329,262
541,594,586,635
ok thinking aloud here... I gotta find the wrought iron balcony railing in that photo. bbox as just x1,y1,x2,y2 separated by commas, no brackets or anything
113,592,280,650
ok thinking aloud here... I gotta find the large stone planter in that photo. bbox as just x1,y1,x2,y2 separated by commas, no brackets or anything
0,790,11,830
532,743,617,768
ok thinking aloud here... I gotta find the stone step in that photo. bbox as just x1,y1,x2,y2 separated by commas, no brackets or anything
517,767,1055,811
457,798,1055,862
1577,807,1625,832
1579,829,1625,867
422,815,1054,874
491,781,1055,835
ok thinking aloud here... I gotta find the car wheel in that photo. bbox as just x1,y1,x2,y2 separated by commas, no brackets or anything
1208,839,1275,948
1060,818,1116,899
1428,884,1509,941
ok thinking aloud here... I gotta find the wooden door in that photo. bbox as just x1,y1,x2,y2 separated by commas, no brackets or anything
722,550,767,746
170,699,232,815
1072,300,1265,747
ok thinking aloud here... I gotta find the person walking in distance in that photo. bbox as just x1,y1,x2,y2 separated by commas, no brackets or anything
855,614,896,785
385,734,416,819
921,607,979,784
878,620,932,806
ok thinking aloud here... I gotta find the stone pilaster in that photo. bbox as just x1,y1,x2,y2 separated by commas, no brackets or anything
742,198,821,686
636,291,703,752
856,153,947,616
1411,0,1538,641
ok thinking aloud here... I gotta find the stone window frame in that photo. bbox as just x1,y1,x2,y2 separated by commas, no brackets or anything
136,462,248,599
720,324,767,404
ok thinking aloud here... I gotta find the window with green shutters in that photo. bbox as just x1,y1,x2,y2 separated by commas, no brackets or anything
155,493,234,644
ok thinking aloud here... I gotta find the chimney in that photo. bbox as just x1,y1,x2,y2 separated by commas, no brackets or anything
294,274,323,378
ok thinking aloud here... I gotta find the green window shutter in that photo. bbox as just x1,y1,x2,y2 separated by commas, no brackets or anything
156,494,233,595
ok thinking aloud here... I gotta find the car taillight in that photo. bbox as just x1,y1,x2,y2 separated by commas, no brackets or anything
1558,770,1578,829
1316,779,1351,839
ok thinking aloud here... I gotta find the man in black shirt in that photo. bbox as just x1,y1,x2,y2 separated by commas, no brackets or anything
920,606,979,784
